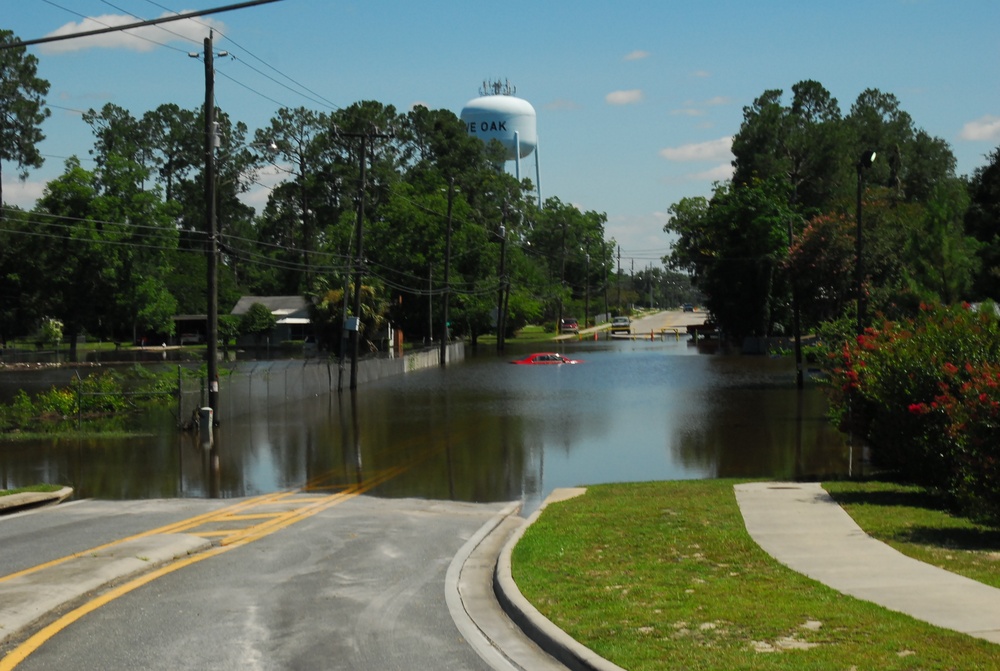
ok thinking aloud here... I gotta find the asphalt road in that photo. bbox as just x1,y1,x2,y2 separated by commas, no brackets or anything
0,496,517,671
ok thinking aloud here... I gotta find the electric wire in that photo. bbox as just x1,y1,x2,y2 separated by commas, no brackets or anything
39,0,194,54
99,0,204,48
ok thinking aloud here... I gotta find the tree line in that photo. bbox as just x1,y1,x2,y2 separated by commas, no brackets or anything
3,30,691,359
664,79,1000,341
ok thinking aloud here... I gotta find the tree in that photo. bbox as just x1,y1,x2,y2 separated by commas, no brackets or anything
904,179,978,304
240,302,277,347
142,103,200,202
34,159,117,358
965,145,1000,300
0,30,51,205
731,80,848,214
39,317,62,347
665,179,796,340
786,213,855,328
846,89,956,204
253,107,329,291
0,206,48,343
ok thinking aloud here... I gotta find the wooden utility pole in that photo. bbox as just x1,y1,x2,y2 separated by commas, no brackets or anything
204,34,220,421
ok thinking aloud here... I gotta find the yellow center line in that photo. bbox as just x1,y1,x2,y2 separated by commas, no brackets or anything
0,443,445,670
0,492,289,585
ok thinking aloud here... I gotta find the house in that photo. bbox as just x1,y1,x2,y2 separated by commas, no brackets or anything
230,295,312,345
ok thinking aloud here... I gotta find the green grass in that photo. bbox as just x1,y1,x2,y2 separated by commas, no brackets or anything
0,430,153,442
475,323,607,345
513,480,1000,670
825,480,1000,589
0,484,63,497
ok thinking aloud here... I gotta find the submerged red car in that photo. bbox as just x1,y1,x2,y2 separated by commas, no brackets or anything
511,352,583,365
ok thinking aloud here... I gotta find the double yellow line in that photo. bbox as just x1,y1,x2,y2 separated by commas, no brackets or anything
0,451,431,669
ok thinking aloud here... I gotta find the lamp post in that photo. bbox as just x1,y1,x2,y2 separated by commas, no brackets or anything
856,150,877,335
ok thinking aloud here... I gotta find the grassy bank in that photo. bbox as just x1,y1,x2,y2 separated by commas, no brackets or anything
512,480,1000,670
0,484,63,497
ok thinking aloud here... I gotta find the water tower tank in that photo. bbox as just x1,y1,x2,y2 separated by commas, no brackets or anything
460,94,537,161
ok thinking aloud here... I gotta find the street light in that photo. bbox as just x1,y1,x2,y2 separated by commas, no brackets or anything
856,149,877,335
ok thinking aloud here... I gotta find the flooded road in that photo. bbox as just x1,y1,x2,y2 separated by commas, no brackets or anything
0,337,852,513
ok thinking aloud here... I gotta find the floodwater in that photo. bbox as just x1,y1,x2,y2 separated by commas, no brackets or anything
0,338,853,513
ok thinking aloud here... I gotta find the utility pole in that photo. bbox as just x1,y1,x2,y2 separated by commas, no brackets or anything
203,33,221,422
616,246,621,312
496,202,508,353
340,127,392,390
441,178,455,367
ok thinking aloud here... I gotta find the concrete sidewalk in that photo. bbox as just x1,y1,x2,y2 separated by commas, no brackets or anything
735,481,1000,645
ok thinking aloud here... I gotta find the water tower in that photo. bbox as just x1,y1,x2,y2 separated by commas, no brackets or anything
460,79,541,205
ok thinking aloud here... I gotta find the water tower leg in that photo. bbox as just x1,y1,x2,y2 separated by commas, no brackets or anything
534,142,542,207
514,131,521,181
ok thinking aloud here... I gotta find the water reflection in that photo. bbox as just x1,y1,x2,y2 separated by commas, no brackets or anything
0,339,851,511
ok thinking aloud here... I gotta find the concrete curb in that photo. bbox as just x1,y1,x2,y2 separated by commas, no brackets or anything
447,501,526,671
0,487,73,515
493,488,628,671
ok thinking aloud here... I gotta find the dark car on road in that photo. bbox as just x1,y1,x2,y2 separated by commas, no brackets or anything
560,318,579,334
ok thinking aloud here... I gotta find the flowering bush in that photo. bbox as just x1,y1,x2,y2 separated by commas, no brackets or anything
823,302,1000,522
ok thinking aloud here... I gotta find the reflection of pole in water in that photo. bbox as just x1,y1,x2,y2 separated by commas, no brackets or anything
445,392,454,500
201,434,222,499
794,387,804,478
338,391,364,485
351,391,363,484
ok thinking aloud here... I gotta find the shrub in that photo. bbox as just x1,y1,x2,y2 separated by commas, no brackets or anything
0,366,178,434
822,302,1000,521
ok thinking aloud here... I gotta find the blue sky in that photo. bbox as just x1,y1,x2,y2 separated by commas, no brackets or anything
4,0,999,267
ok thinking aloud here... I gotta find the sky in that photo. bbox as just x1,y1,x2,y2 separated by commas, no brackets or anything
3,0,1000,269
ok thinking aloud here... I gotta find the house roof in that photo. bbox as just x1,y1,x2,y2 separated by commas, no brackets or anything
230,296,311,321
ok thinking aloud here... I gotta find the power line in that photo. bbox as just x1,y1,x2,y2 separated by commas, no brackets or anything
4,0,284,49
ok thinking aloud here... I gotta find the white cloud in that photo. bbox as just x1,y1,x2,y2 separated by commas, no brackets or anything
606,89,644,106
659,136,733,162
689,164,735,182
604,212,675,262
691,70,712,78
238,164,285,212
671,108,705,117
702,96,731,107
2,178,47,209
40,13,224,54
959,115,1000,141
623,50,650,61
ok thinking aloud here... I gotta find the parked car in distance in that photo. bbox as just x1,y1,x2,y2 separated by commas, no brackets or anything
682,303,695,312
511,352,583,365
610,316,632,334
560,318,579,333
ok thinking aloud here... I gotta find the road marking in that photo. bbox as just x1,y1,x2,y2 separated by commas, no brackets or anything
0,446,440,670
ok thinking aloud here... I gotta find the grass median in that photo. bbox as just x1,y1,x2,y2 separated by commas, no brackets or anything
512,479,1000,670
